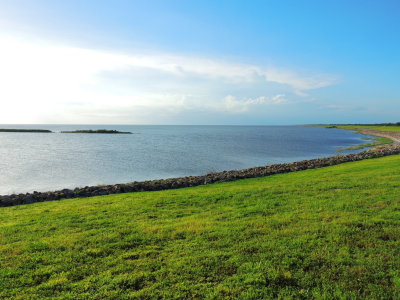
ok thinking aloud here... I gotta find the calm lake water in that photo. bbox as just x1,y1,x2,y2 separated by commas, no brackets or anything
0,125,371,195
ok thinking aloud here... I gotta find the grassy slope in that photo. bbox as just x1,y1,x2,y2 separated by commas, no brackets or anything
1,156,400,299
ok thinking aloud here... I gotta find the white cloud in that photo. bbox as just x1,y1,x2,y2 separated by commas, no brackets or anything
222,94,288,113
293,90,310,97
321,104,367,113
263,68,336,91
0,36,336,123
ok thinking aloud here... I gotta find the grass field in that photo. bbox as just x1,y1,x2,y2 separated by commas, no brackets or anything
1,155,400,299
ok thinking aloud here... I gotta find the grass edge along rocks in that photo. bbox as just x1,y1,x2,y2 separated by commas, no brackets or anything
1,142,400,207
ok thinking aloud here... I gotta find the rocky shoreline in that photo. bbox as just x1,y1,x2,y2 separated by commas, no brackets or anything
1,142,400,207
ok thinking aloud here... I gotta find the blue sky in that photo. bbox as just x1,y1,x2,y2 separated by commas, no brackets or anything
0,0,399,124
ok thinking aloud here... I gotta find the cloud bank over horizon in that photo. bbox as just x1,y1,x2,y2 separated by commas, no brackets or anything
0,37,336,124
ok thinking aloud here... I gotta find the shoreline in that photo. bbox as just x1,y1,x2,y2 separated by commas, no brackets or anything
357,129,400,143
1,132,400,206
316,124,400,143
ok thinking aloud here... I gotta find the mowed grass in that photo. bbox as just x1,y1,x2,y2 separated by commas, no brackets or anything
1,156,400,299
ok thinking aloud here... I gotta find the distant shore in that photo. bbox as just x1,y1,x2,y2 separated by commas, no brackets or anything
320,125,400,148
0,129,52,133
0,129,133,134
356,129,400,143
61,129,133,134
316,124,400,142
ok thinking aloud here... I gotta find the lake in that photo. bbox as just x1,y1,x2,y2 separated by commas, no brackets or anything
0,125,371,195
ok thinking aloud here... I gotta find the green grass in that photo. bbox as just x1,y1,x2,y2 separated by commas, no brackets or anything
1,155,400,299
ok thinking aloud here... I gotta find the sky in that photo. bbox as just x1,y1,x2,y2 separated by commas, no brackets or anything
0,0,399,125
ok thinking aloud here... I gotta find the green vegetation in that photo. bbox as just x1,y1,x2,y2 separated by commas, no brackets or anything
61,129,132,134
0,129,52,133
338,137,393,151
1,155,400,299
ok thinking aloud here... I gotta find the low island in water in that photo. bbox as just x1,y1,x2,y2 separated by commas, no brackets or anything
0,129,133,134
0,129,52,133
60,129,133,134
